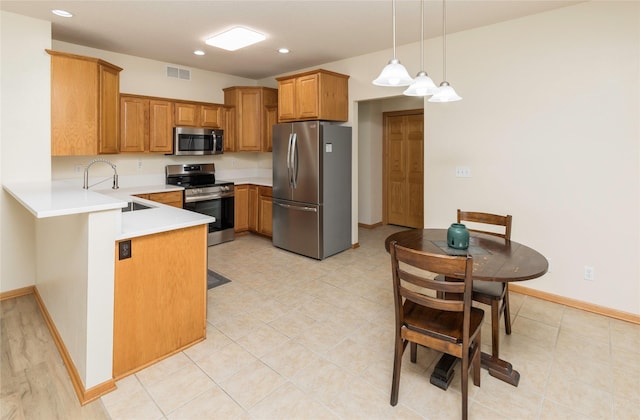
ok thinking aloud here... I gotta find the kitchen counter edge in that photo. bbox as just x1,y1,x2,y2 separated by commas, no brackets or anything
3,181,214,240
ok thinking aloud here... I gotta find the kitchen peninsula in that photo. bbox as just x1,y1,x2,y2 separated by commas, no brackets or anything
3,180,213,404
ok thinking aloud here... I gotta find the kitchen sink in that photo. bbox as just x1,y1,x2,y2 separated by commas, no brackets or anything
121,201,153,212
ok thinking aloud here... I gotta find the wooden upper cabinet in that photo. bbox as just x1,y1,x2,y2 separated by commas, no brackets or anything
120,95,173,153
148,100,173,153
174,102,199,126
277,78,296,121
120,95,148,153
264,105,278,152
223,87,278,152
174,102,223,129
201,105,222,128
48,49,122,156
276,69,349,123
222,106,236,152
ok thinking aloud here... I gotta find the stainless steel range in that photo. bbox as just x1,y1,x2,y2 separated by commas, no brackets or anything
166,163,234,246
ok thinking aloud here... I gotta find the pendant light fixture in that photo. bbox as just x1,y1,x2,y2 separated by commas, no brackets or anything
403,0,437,96
429,0,462,102
372,0,413,87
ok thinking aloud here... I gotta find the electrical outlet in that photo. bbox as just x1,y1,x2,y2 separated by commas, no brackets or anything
455,166,471,178
118,240,132,260
137,159,143,170
584,265,595,281
74,164,83,174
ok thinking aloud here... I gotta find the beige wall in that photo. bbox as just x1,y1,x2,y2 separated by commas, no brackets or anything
1,2,638,315
1,12,51,292
315,1,639,314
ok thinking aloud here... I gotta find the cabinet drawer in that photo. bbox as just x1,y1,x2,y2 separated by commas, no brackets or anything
259,186,272,197
147,191,183,207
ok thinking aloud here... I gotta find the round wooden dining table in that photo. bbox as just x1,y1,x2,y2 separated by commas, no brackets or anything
385,228,549,387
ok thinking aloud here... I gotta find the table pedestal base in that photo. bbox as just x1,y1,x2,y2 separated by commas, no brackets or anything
429,352,521,390
481,353,520,386
429,354,457,390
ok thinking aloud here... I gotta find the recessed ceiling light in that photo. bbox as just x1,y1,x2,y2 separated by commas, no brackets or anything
51,9,73,18
194,50,205,56
278,48,290,54
205,26,266,51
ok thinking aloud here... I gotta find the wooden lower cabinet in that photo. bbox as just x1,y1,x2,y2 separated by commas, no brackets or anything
257,187,272,237
248,185,259,231
113,225,207,378
135,191,183,208
233,184,272,237
234,185,249,232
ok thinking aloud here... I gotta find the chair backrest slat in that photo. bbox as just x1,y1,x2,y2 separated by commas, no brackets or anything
401,286,464,312
391,241,474,318
398,268,465,294
457,209,512,240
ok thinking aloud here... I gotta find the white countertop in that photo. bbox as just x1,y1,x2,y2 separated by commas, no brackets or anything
3,180,214,240
224,177,272,187
3,180,127,218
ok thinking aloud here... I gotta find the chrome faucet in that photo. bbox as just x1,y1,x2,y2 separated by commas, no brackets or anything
83,158,119,189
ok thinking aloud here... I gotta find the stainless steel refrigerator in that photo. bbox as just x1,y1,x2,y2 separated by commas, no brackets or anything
272,121,352,260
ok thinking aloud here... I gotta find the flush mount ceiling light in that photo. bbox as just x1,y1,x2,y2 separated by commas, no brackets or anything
205,26,266,51
404,0,437,96
372,0,413,87
193,50,205,56
51,9,73,18
278,48,290,54
429,0,462,102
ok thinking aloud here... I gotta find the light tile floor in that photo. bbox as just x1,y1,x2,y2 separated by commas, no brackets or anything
3,226,638,419
98,226,640,419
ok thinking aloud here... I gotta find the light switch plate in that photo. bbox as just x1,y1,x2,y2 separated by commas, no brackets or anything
455,166,471,177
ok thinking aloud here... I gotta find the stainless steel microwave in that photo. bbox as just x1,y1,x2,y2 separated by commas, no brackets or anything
173,127,223,156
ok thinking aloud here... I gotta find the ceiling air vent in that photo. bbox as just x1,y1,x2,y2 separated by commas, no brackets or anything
166,65,191,81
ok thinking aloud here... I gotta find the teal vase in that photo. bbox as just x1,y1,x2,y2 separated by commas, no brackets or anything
447,223,469,250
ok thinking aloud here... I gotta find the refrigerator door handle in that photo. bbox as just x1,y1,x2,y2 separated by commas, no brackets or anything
274,202,318,212
286,133,294,187
291,132,298,189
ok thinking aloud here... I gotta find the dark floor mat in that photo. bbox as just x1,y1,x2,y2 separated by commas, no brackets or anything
207,269,231,289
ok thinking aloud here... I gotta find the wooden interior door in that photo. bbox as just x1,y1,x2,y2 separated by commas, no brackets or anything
383,110,424,229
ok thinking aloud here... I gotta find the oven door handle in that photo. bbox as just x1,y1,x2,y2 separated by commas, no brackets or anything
184,192,234,203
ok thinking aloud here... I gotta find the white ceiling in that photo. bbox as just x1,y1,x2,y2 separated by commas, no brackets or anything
1,0,581,80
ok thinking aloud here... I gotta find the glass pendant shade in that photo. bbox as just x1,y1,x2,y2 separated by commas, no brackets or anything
428,81,462,102
373,59,414,86
404,71,437,96
430,0,462,103
372,0,413,87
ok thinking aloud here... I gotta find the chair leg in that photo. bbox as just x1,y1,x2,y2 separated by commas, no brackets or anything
390,336,405,406
410,342,417,363
461,351,469,420
491,301,500,358
473,335,481,387
503,284,512,335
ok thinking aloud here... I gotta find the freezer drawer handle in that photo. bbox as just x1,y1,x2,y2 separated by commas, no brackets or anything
274,202,317,212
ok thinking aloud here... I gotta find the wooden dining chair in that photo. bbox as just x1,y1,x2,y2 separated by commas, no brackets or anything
457,209,513,358
389,241,484,420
